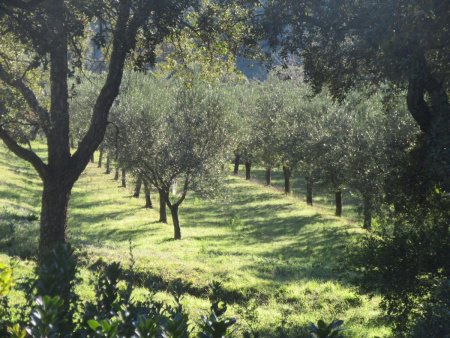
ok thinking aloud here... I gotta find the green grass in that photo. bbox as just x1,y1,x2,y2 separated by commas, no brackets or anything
0,143,389,337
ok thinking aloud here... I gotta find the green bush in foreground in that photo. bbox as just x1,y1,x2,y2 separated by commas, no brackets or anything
0,245,345,337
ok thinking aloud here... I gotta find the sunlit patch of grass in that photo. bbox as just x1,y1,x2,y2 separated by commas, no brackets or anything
0,143,389,337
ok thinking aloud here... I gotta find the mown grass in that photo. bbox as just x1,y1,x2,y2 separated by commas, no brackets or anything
0,143,389,337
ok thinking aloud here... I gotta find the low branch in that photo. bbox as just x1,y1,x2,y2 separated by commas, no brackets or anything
0,126,47,178
0,63,50,134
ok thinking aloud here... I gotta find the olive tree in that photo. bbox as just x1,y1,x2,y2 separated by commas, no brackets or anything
119,75,233,240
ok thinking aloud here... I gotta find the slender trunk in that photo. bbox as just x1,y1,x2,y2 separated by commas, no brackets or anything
98,146,104,168
121,168,126,187
158,189,167,223
169,204,181,240
265,167,271,186
363,195,372,230
114,166,119,180
335,190,342,217
144,180,152,208
283,166,291,194
39,180,72,254
306,178,313,206
245,161,251,180
69,135,74,148
133,176,142,198
105,154,111,174
233,154,240,175
90,153,94,163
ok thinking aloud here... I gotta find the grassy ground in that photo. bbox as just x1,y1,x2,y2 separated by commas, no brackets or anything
0,143,389,337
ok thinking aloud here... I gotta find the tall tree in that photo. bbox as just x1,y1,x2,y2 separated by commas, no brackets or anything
0,0,193,254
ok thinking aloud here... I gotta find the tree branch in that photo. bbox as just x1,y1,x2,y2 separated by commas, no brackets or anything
0,126,47,178
0,63,50,134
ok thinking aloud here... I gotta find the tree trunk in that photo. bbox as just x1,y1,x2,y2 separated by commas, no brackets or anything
133,176,142,198
363,196,372,230
158,189,167,223
90,153,94,163
245,161,251,180
283,166,291,194
144,180,152,208
265,167,272,186
39,180,72,254
105,154,111,174
169,204,181,240
121,168,126,187
335,190,342,217
233,153,240,175
98,146,104,168
114,166,119,180
306,178,313,206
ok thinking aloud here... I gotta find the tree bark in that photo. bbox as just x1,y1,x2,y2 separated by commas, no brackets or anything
158,189,167,223
283,166,291,194
133,176,142,198
245,161,251,180
98,146,104,168
121,168,126,187
265,167,272,186
169,204,181,240
306,178,313,206
335,190,342,217
90,153,94,163
363,195,372,230
105,154,111,174
114,166,119,180
233,153,240,175
39,179,72,254
143,180,152,208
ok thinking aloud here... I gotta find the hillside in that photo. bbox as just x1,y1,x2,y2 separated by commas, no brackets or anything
0,143,389,337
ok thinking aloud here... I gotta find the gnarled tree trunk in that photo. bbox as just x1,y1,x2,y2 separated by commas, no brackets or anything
105,154,111,174
265,167,271,186
245,161,251,180
335,190,342,217
121,168,126,187
133,176,142,198
158,189,167,223
283,166,291,194
306,178,313,206
233,153,240,175
98,146,104,168
168,204,181,240
143,180,152,208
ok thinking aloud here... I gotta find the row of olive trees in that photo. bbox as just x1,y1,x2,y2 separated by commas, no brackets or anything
71,71,418,232
231,76,419,229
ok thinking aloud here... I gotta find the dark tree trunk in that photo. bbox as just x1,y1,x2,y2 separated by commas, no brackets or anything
133,176,142,198
363,196,372,230
39,179,72,254
283,166,291,194
143,180,152,208
69,135,74,148
90,153,94,163
121,168,126,187
265,167,272,186
335,190,342,217
245,161,251,180
306,178,313,206
169,204,181,240
158,189,167,223
105,154,111,174
98,146,104,168
233,153,240,175
114,166,119,180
